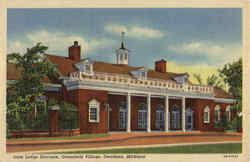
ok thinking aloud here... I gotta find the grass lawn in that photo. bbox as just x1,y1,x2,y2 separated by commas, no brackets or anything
7,133,110,141
50,143,242,154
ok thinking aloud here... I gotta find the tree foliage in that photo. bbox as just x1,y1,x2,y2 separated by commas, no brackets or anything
206,74,224,90
218,58,242,99
193,73,203,85
7,43,60,131
193,73,224,90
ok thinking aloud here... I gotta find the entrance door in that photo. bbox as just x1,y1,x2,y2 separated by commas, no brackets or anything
171,110,180,129
185,108,193,130
156,110,165,130
119,109,127,129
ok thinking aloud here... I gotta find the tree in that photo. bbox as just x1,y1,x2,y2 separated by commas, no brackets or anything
7,43,60,132
218,58,242,99
193,73,203,85
193,73,224,90
206,74,224,90
219,57,242,130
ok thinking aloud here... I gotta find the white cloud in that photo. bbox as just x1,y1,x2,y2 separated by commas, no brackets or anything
168,41,242,65
105,25,166,39
104,25,128,35
27,30,115,53
8,41,30,54
8,29,115,55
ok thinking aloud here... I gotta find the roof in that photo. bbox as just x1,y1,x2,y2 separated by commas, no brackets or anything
44,54,78,76
213,87,234,99
45,54,186,81
8,54,234,100
7,63,51,83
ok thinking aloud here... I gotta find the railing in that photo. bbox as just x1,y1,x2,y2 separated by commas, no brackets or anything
69,71,213,95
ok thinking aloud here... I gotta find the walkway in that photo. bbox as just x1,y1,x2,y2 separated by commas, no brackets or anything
6,131,242,153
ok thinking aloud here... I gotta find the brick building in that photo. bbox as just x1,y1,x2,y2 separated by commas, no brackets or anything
7,38,236,134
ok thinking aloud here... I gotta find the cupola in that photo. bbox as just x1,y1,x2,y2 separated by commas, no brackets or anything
115,32,130,65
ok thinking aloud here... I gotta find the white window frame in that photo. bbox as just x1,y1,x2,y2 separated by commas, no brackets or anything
88,99,100,123
156,110,165,129
185,108,193,129
119,102,127,129
226,106,231,121
204,106,210,123
74,58,94,76
171,109,180,129
138,103,147,129
138,110,147,129
155,104,165,129
214,105,221,122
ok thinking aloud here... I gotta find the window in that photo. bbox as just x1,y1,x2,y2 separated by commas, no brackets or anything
226,106,231,121
155,104,165,129
141,71,146,78
85,64,91,72
125,53,128,60
138,104,147,129
204,106,210,123
88,99,100,123
119,102,127,129
120,54,123,61
171,109,180,129
214,105,221,122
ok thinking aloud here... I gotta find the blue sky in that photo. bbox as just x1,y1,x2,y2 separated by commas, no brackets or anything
7,8,242,83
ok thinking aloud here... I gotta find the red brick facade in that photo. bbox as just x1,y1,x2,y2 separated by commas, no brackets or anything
46,89,235,134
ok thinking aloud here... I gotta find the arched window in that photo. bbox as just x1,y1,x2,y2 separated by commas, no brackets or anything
214,105,221,122
155,104,165,129
119,102,127,129
88,99,100,123
226,106,231,121
204,106,210,123
138,103,147,129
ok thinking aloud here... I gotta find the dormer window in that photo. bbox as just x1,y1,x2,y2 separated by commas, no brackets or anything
85,64,91,73
74,58,94,75
174,73,189,84
141,71,146,79
130,67,148,80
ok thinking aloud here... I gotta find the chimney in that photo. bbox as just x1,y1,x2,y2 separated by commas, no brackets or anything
155,59,167,73
68,41,81,61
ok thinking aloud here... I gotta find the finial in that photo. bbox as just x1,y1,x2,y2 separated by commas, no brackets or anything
121,31,126,49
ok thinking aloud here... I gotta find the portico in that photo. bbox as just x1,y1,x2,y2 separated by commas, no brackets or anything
108,92,189,133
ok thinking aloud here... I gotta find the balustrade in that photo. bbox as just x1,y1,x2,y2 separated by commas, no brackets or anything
69,71,213,95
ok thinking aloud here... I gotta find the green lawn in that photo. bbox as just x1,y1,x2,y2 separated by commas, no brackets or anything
7,133,110,141
50,143,242,154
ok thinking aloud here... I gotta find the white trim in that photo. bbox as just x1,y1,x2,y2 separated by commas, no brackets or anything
214,98,236,104
147,94,151,132
226,105,231,121
165,95,169,132
127,93,131,132
65,80,235,104
204,106,210,123
182,96,186,132
214,105,221,121
88,99,100,123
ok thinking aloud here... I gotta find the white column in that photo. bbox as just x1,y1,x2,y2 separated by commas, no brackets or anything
182,96,186,132
165,95,169,132
147,94,151,132
126,93,131,132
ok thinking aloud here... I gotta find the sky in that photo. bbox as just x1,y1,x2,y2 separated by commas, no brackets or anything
7,8,242,84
